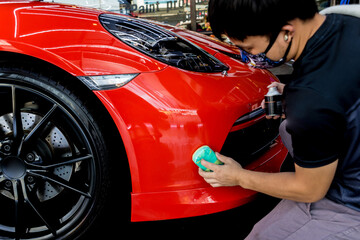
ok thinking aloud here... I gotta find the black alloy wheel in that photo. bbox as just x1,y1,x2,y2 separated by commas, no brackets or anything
0,66,113,239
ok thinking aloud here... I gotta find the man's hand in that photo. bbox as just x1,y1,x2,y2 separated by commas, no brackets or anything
198,152,244,187
262,82,286,119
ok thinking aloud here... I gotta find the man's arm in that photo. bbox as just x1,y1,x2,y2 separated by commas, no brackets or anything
199,153,338,202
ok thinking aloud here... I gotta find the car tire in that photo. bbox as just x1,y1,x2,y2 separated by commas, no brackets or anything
0,64,118,239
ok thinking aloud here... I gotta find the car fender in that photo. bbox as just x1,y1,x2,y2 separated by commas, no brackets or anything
0,40,86,76
0,2,167,76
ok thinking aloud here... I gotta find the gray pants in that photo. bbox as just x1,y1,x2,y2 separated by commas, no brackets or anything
245,120,360,240
245,198,360,240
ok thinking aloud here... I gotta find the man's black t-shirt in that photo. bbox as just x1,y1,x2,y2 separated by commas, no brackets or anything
283,14,360,211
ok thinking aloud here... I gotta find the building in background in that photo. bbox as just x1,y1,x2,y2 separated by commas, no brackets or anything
45,0,359,31
45,0,210,32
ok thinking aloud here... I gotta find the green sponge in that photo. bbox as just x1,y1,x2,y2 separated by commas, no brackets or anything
192,145,223,172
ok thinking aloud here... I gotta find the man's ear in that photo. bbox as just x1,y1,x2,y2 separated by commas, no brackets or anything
281,24,295,40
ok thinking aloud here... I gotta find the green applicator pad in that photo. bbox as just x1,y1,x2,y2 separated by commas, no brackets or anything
192,145,223,172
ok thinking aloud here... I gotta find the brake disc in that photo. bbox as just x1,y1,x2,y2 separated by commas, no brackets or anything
0,110,73,202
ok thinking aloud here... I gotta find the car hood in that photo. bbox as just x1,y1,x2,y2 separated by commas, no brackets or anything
0,1,252,76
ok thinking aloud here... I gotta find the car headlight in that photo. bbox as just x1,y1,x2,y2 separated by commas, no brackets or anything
99,14,229,73
78,74,139,90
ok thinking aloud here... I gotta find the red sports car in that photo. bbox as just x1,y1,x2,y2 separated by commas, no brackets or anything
0,1,287,239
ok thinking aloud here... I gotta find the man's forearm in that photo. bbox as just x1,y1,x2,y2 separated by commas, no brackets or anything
199,154,337,203
238,160,338,202
238,170,315,202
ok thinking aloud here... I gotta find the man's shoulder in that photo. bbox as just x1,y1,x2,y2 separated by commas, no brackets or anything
285,86,345,127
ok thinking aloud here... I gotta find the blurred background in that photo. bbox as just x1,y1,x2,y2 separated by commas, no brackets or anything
43,0,359,33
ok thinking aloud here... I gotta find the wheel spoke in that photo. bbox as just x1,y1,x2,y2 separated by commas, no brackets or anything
12,179,59,238
27,154,93,170
12,180,25,240
24,104,58,144
19,179,58,237
29,172,92,198
11,87,25,157
11,87,24,143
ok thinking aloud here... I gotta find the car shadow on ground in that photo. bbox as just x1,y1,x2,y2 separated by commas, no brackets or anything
82,193,280,239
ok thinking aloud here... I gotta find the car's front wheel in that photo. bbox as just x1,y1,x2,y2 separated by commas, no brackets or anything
0,65,116,239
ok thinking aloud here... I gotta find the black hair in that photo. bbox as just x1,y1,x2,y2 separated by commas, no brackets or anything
208,0,318,41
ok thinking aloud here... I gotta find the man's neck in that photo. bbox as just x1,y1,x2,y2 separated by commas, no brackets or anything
293,13,326,60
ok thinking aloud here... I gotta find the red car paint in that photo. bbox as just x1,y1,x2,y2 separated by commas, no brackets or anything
0,1,287,222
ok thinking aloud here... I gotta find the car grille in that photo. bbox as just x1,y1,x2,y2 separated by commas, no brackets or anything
220,113,281,167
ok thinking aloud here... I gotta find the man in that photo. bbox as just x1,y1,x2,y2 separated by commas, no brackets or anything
198,0,360,239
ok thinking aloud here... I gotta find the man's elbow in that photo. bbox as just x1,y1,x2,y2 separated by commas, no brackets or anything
300,188,327,203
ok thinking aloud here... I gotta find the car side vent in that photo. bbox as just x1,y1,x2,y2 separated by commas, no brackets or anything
99,14,229,73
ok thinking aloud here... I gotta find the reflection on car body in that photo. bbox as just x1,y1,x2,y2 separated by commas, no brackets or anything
0,1,287,239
